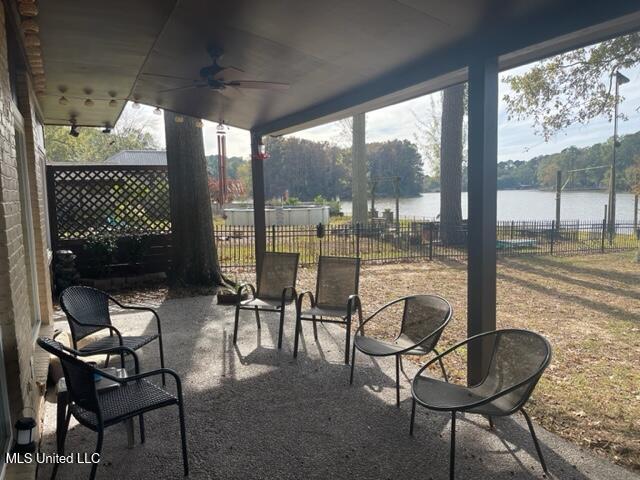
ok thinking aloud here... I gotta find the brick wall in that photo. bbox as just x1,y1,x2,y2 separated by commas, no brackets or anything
0,0,48,423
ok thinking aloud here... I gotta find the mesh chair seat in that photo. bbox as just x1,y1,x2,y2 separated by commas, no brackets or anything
240,298,288,309
71,379,178,428
354,333,428,356
80,334,159,354
413,376,515,415
300,306,349,319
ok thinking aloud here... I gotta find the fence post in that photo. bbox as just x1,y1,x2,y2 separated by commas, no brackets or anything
428,222,434,260
550,220,555,255
271,225,276,251
355,222,361,258
601,219,606,253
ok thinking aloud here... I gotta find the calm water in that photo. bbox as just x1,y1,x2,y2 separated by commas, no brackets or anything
340,190,638,222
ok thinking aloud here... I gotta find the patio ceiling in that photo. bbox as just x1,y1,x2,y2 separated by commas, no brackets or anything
34,0,640,134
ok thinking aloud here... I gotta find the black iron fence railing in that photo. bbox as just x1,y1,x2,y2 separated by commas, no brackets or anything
215,220,639,270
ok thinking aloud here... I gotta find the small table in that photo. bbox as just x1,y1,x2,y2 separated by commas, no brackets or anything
56,367,135,450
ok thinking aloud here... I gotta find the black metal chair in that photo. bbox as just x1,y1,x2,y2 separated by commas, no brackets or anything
293,256,362,364
350,295,452,407
233,252,299,349
60,285,166,385
37,337,189,480
410,329,552,480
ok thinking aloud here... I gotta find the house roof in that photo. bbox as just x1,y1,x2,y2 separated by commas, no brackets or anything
33,0,640,135
104,150,167,166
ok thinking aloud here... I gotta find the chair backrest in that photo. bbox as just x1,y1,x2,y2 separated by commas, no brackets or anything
60,286,112,344
400,295,452,349
257,252,300,300
480,329,551,413
315,256,360,310
37,337,101,415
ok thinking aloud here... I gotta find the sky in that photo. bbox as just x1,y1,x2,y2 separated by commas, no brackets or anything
130,58,640,173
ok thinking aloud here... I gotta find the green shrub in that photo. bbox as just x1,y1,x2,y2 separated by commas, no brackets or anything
78,235,116,278
115,234,151,271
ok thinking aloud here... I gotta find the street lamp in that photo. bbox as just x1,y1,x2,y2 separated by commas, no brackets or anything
608,70,629,238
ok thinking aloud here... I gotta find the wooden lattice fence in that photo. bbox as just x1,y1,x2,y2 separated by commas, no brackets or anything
46,164,172,274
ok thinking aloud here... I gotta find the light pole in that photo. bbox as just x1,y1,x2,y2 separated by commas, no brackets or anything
608,71,629,238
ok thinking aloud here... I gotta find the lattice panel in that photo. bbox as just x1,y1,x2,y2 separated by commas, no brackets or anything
48,165,171,241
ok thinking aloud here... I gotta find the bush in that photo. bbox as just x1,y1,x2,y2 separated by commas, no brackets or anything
78,235,116,278
115,234,151,273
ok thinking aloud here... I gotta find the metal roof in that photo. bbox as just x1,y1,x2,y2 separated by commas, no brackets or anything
33,0,640,135
104,150,167,166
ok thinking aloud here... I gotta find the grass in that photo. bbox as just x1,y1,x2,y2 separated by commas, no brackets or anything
229,251,640,471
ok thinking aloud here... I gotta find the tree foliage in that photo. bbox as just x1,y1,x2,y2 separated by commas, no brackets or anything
503,33,640,140
44,110,159,162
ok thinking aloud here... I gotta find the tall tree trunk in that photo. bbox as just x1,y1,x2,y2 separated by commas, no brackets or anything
440,85,465,245
164,112,224,286
352,113,368,225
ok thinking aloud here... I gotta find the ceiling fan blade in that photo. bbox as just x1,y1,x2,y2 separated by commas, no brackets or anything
158,83,207,93
142,72,200,82
213,66,245,80
225,80,290,91
217,85,243,98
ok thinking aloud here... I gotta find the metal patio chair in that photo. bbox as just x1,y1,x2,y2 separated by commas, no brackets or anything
410,329,552,480
37,337,189,480
233,252,299,349
60,285,167,385
293,256,362,364
350,295,452,406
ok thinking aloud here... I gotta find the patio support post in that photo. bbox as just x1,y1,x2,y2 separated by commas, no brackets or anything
466,55,498,385
251,130,267,281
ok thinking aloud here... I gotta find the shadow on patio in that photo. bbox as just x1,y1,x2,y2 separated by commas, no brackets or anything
38,296,636,479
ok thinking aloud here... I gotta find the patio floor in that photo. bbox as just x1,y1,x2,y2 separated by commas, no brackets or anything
38,295,638,480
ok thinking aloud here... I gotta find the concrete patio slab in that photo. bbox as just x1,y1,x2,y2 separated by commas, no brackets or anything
38,295,638,480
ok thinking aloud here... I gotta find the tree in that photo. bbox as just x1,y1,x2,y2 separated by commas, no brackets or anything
164,112,224,286
44,108,159,162
412,95,442,177
439,84,466,244
367,140,424,197
351,113,368,224
503,33,640,140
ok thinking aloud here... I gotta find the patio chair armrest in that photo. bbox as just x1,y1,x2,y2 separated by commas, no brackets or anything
355,296,408,334
281,286,297,305
71,323,124,344
72,345,140,374
101,368,184,397
108,298,163,336
296,290,315,310
346,294,362,321
237,282,256,298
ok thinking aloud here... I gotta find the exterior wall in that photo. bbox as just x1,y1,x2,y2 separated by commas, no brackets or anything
0,0,51,428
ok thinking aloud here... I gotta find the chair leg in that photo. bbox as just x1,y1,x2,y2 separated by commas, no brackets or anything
277,305,286,349
139,414,146,443
88,430,104,480
178,402,189,476
522,409,548,473
254,307,261,329
51,410,71,480
158,335,166,386
399,355,405,374
395,354,400,407
450,411,457,480
409,398,416,436
233,305,241,344
312,315,318,340
433,348,449,382
293,313,301,358
349,344,357,384
344,315,352,364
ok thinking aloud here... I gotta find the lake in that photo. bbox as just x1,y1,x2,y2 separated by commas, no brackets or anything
339,190,638,222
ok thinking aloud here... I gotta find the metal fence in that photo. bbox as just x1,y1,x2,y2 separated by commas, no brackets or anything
215,219,639,270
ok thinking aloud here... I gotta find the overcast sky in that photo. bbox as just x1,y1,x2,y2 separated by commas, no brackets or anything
134,60,640,172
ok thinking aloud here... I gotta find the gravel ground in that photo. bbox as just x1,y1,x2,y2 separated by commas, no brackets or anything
39,286,638,480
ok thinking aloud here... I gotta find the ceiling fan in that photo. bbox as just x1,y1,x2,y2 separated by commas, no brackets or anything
144,47,290,97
